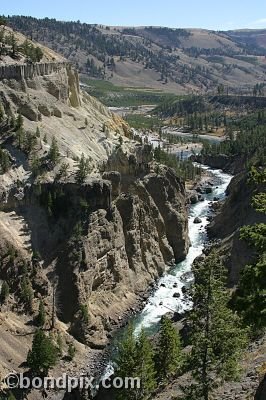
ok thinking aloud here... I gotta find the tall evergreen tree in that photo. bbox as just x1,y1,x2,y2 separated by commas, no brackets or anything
27,330,58,375
0,149,11,173
184,252,248,400
48,136,60,165
20,276,34,310
16,127,25,150
155,316,182,382
114,324,157,400
36,299,46,327
36,126,41,138
16,113,23,130
114,324,137,400
75,153,91,183
135,329,156,399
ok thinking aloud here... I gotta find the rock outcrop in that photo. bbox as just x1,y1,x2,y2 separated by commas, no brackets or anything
0,151,189,351
61,164,188,348
193,153,247,175
0,62,68,81
208,172,266,285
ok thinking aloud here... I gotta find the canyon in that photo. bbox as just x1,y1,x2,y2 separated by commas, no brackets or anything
0,23,265,400
0,27,190,400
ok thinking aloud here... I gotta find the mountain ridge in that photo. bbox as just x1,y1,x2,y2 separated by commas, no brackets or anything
6,15,266,94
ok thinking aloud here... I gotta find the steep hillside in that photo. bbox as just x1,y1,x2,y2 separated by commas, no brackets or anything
0,28,190,399
226,29,266,52
208,172,266,285
0,27,131,195
6,16,266,94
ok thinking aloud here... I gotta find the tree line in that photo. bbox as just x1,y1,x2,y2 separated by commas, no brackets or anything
113,251,248,400
0,27,43,61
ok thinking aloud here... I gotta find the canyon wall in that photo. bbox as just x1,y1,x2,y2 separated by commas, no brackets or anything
208,172,266,285
0,157,189,350
0,62,69,81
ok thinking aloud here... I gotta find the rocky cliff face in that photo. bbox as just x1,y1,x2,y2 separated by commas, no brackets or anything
0,56,131,202
0,29,131,183
0,159,188,352
0,29,190,396
208,172,266,285
193,154,246,174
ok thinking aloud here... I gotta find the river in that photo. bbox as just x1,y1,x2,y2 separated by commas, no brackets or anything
162,127,225,144
100,165,232,384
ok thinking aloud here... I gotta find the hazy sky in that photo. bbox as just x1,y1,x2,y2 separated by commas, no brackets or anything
2,0,266,30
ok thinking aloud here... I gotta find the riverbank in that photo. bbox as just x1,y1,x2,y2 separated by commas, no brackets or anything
90,166,232,396
81,165,220,378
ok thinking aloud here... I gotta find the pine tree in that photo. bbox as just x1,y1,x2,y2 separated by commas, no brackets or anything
27,330,58,375
8,33,18,57
79,304,89,324
16,113,23,130
25,133,37,154
156,316,182,382
36,300,46,327
0,149,11,173
58,162,69,180
48,136,60,164
36,126,41,138
16,127,25,150
20,276,34,311
184,252,248,400
67,343,76,361
135,329,156,399
118,136,123,146
114,324,137,400
75,153,91,183
31,155,41,178
0,16,6,26
7,391,16,400
35,47,43,62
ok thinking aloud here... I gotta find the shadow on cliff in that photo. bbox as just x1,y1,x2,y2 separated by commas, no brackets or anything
255,374,266,400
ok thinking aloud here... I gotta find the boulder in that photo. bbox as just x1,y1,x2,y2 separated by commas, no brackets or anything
180,271,194,283
190,194,198,204
172,312,184,322
181,286,188,294
38,104,51,117
20,103,39,121
196,186,204,194
194,217,202,224
173,292,181,298
53,107,63,118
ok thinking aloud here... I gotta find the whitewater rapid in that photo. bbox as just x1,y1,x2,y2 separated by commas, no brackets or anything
100,166,232,382
134,166,232,334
